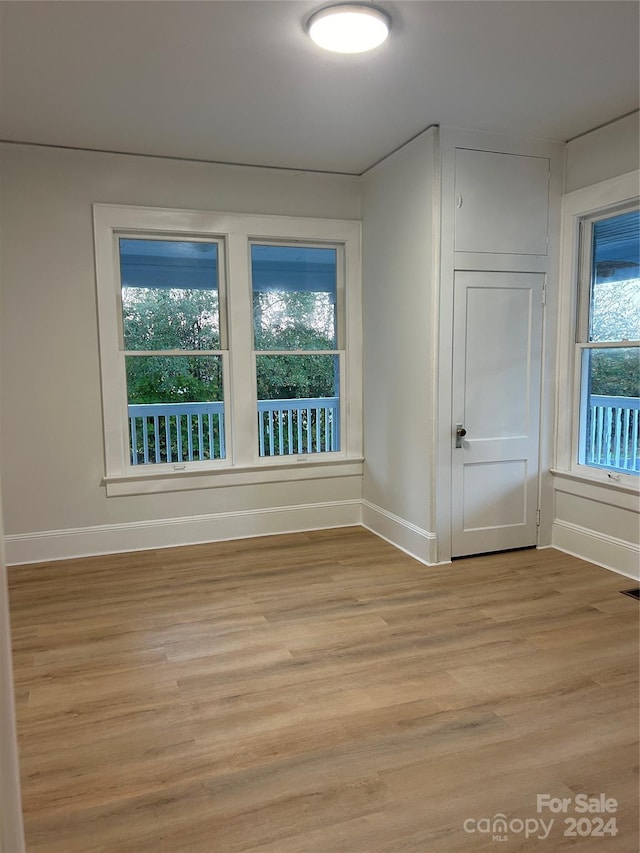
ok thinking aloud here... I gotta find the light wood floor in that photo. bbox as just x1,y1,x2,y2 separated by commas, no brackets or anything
8,528,639,852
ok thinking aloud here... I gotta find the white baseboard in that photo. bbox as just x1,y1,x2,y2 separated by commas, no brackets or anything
361,500,437,565
5,500,362,565
552,519,640,581
8,502,635,582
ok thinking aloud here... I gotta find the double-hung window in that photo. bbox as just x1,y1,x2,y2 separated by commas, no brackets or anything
93,205,362,495
575,205,640,478
120,237,227,466
252,244,341,457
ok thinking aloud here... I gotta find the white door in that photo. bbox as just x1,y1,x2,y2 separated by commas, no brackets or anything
451,271,544,557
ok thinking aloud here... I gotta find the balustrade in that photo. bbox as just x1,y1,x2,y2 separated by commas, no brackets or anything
128,397,339,464
586,395,640,473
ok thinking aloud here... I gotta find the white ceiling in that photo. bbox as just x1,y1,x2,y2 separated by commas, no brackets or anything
1,1,638,175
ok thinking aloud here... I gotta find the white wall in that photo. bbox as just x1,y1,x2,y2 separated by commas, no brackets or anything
552,478,639,579
361,128,438,563
0,339,25,851
0,143,363,563
553,120,640,580
565,112,639,192
3,124,636,573
0,541,25,853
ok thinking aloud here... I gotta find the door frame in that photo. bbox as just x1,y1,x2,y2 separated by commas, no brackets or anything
434,128,564,564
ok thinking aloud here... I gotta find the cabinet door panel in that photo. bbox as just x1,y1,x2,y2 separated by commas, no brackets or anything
454,149,549,255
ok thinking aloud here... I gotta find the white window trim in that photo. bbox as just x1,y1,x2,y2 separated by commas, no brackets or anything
93,204,363,496
554,170,639,492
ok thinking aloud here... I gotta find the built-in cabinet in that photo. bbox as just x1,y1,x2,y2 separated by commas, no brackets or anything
437,130,563,561
454,148,550,256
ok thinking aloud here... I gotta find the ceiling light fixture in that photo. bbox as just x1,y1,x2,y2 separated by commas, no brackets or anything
307,4,391,54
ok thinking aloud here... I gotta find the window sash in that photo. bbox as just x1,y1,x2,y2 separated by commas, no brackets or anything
575,343,640,476
576,204,640,345
577,341,640,350
250,241,345,352
116,233,228,353
254,351,345,459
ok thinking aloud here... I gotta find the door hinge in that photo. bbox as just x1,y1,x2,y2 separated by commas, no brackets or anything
542,275,547,307
536,508,541,527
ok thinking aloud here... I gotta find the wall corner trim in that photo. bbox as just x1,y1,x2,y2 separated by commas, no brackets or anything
361,500,437,566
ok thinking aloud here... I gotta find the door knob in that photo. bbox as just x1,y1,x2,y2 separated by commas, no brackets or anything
455,424,466,448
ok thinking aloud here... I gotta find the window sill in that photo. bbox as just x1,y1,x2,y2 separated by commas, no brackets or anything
103,457,364,497
551,468,640,511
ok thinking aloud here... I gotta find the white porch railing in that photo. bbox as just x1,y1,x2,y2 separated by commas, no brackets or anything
257,397,339,456
128,397,339,465
586,395,640,474
129,396,636,471
128,402,225,465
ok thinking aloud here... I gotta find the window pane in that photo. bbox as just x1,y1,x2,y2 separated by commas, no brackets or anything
119,239,220,350
580,348,640,475
256,354,340,456
590,210,640,342
126,355,225,464
251,245,337,350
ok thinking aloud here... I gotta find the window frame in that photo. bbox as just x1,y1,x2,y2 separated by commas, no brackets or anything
555,172,640,491
93,204,363,496
119,234,229,468
250,240,344,460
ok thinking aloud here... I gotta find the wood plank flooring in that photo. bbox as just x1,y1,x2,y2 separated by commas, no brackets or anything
7,527,639,852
